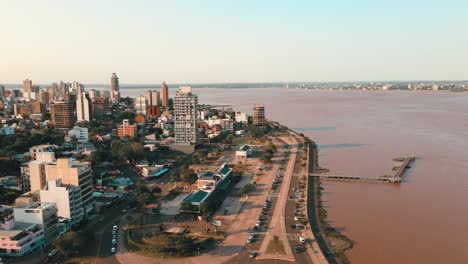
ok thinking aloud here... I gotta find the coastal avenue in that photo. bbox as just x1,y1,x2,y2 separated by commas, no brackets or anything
256,136,297,262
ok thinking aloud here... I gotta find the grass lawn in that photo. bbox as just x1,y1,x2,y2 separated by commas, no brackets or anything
265,238,286,255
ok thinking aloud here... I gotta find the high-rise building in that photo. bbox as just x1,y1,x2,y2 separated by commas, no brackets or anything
253,104,265,126
110,73,120,103
40,179,84,227
50,101,77,128
28,161,47,192
88,89,99,99
0,85,5,97
38,90,49,107
91,97,109,118
117,119,137,138
145,90,160,106
161,82,169,107
174,87,198,145
23,79,33,93
76,91,92,122
134,95,148,115
45,158,94,215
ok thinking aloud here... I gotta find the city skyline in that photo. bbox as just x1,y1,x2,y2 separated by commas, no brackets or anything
1,0,468,83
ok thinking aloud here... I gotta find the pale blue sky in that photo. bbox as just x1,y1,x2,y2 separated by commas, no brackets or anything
1,0,467,84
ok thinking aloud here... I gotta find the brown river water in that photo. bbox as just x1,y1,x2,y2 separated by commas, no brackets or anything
123,87,468,264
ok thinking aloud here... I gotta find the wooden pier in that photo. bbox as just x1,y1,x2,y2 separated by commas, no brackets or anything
310,156,415,184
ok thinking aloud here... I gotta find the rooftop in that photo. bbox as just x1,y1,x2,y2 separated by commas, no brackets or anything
183,190,209,204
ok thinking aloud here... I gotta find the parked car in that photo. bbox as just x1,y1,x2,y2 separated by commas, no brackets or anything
294,216,299,221
48,250,57,257
113,225,118,231
111,247,116,253
299,236,306,243
294,245,305,253
112,238,117,244
249,251,258,258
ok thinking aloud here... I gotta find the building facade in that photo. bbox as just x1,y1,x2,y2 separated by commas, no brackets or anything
45,159,94,215
161,82,169,107
91,97,109,118
134,95,148,115
174,87,198,146
50,101,77,128
40,179,84,227
110,73,120,103
13,202,59,246
145,90,160,106
76,92,92,122
117,119,137,138
253,104,265,126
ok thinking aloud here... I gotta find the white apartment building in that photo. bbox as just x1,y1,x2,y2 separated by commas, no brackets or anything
76,92,91,122
174,87,198,146
134,95,148,115
235,112,248,123
13,201,59,246
29,144,55,160
45,159,94,215
220,119,234,131
68,126,89,143
40,179,84,227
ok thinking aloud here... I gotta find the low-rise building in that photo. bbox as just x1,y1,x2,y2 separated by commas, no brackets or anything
236,145,252,158
141,166,169,179
29,144,55,160
182,163,233,208
67,126,89,143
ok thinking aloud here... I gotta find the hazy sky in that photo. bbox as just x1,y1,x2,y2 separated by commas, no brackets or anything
1,0,467,84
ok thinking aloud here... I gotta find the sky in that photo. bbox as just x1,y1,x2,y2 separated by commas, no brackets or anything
1,0,467,84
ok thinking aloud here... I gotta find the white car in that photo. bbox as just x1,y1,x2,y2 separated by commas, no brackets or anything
294,216,299,221
112,238,117,244
255,221,261,227
299,236,306,243
48,249,57,257
113,225,118,231
111,247,116,253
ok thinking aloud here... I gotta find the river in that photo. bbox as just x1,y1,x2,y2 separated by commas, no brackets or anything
122,87,468,264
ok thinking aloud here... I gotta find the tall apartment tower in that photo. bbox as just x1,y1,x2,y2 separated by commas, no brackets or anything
110,73,120,103
76,88,92,122
253,104,265,126
161,82,169,107
23,79,33,93
134,95,148,115
50,101,77,128
0,85,6,97
145,90,160,106
174,87,198,146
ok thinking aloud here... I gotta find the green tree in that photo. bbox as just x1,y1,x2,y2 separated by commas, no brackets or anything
54,231,84,257
182,172,198,183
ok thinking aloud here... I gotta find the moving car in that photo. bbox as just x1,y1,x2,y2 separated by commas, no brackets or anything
249,251,258,258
